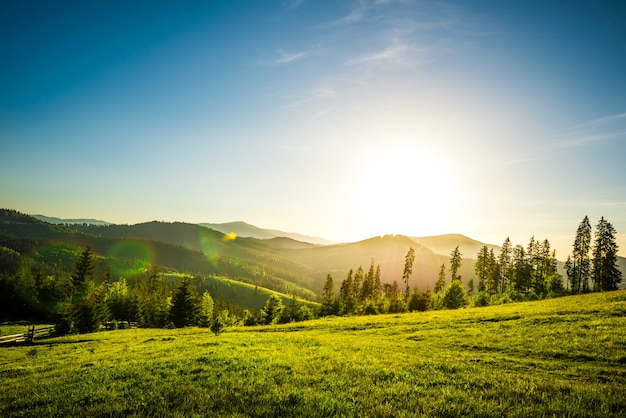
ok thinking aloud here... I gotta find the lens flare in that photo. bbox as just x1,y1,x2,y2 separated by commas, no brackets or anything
107,240,152,277
223,232,237,241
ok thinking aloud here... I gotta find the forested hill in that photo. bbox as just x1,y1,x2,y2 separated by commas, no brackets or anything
0,210,318,303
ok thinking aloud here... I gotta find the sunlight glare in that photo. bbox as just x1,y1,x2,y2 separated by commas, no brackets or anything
355,145,454,237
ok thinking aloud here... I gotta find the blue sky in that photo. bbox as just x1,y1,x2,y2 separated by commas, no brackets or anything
1,0,625,258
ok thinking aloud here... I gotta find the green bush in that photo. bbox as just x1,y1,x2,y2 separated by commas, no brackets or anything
442,281,467,309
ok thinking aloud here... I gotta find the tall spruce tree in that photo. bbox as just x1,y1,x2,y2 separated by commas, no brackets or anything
169,278,200,327
321,274,336,316
474,245,491,292
449,246,462,282
434,263,446,293
72,245,96,300
498,238,512,293
402,247,415,297
592,217,622,291
572,216,592,293
510,245,531,294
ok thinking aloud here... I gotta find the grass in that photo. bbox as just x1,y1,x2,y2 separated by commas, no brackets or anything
1,291,625,417
163,272,319,310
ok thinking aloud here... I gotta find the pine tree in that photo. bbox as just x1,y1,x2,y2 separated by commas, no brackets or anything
361,260,376,302
592,217,622,291
572,216,592,293
169,278,200,328
72,245,96,299
340,269,357,314
497,238,512,293
199,291,214,327
353,266,364,305
138,267,170,327
442,280,467,309
408,288,432,312
260,294,284,325
466,278,474,296
434,263,446,293
320,274,336,316
474,245,490,292
373,265,382,301
510,245,530,294
402,247,416,298
449,246,462,282
564,255,573,290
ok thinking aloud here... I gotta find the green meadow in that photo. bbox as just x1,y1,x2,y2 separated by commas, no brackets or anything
2,291,626,417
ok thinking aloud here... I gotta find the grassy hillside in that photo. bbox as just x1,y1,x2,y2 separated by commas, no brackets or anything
2,291,625,416
163,273,317,311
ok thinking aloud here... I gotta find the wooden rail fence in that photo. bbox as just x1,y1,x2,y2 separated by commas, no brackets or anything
0,326,55,344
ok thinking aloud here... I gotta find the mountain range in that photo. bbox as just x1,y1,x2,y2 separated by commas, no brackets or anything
3,210,623,312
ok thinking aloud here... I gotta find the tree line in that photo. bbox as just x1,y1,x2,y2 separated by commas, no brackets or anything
318,215,622,317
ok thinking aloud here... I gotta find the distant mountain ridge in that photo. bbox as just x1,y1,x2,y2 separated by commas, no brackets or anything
33,214,111,226
200,221,334,246
410,234,501,258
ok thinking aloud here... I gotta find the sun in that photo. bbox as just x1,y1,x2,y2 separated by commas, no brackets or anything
354,145,454,237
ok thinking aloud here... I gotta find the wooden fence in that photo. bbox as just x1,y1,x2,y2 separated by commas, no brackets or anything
0,326,56,344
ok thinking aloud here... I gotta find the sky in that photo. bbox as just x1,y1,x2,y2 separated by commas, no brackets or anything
1,0,626,259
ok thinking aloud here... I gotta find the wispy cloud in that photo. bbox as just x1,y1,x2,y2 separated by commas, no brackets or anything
564,112,626,132
273,49,308,66
277,87,336,111
345,40,453,69
283,0,305,11
554,111,626,149
345,43,408,65
501,111,626,166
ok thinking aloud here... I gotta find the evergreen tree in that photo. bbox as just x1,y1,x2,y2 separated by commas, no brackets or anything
572,216,592,292
442,280,467,309
408,288,432,312
361,260,376,302
449,246,462,282
169,278,200,327
564,255,573,290
321,274,336,316
387,280,405,313
510,245,531,294
199,291,214,327
107,278,130,321
137,267,170,327
339,269,356,314
497,238,512,293
260,294,284,325
373,265,382,302
533,239,557,296
353,266,364,306
592,217,622,291
434,263,446,293
402,247,415,297
474,245,491,292
71,245,96,300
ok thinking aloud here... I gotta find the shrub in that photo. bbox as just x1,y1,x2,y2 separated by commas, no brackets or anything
442,281,467,309
474,291,489,307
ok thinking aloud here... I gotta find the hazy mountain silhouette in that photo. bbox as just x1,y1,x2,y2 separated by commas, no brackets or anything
32,214,111,225
200,221,334,245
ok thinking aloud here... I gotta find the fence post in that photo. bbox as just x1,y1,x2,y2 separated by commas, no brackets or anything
27,326,35,343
